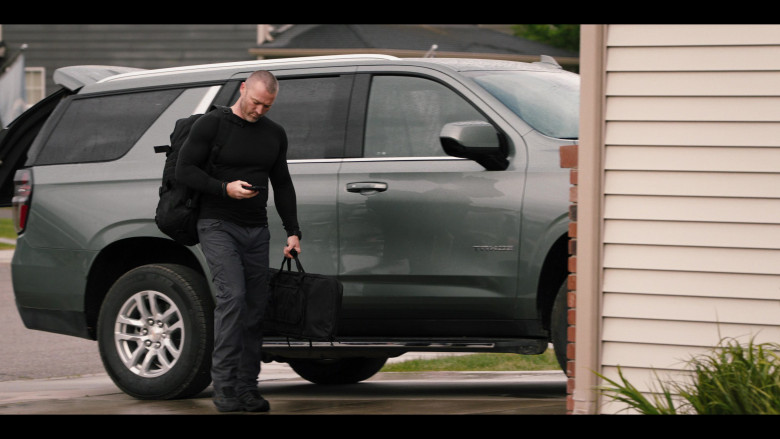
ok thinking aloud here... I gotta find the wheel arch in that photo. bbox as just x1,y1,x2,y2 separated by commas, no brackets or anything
84,237,208,339
536,233,570,332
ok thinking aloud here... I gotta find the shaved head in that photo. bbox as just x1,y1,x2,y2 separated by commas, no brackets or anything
246,70,278,95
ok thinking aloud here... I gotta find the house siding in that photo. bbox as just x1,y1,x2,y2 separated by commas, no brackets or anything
582,25,780,414
2,24,258,95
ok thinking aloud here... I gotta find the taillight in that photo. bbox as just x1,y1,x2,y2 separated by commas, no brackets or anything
12,169,32,234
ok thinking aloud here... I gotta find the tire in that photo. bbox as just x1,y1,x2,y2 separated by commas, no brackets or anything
97,264,214,400
550,280,569,372
288,357,388,385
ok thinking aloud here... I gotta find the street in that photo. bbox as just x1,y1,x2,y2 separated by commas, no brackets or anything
0,251,567,415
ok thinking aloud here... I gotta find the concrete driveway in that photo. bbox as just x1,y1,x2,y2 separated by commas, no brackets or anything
0,364,567,415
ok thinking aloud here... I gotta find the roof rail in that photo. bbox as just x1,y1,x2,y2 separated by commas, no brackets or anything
533,55,562,69
99,54,400,83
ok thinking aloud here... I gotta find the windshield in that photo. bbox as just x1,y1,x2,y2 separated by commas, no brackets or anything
467,70,579,139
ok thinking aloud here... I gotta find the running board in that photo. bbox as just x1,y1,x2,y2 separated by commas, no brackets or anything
261,337,549,360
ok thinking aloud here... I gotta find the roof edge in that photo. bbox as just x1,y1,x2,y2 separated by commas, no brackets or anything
98,54,401,84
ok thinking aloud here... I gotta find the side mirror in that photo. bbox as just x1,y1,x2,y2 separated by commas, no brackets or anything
440,121,508,171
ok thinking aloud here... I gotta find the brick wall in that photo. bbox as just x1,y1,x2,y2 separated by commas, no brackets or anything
559,143,578,414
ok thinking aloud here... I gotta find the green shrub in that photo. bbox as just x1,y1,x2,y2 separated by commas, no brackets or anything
597,337,780,414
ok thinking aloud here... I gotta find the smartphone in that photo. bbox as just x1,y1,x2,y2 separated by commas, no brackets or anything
242,185,263,191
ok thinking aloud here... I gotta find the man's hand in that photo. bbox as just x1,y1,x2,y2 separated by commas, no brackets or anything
284,235,301,259
226,180,259,199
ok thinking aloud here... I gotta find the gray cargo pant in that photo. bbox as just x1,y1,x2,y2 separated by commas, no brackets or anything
197,219,271,394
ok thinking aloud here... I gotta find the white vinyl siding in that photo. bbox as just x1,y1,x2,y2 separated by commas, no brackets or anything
605,146,780,172
608,72,780,96
607,97,780,121
605,220,780,249
596,25,780,413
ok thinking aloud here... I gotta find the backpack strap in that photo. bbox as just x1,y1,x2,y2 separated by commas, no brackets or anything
204,106,232,169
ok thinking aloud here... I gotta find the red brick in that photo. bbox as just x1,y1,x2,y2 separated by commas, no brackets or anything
560,144,578,169
568,221,577,238
570,169,578,185
567,377,576,394
569,185,577,203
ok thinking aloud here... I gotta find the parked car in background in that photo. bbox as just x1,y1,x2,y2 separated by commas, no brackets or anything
0,54,578,399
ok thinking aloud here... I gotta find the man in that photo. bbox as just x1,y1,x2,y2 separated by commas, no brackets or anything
176,70,302,412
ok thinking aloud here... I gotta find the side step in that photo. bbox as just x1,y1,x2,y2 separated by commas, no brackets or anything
262,337,549,360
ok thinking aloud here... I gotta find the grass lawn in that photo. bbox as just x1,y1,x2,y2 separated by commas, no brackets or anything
382,351,560,372
0,217,16,250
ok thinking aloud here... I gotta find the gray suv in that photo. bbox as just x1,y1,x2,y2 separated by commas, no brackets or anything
0,54,578,399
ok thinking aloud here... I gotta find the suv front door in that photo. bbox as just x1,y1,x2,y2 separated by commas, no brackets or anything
337,72,525,336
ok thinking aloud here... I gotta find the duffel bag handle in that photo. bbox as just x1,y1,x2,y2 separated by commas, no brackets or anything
279,249,305,273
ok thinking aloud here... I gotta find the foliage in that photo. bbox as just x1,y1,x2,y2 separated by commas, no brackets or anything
597,337,780,414
597,366,684,414
513,25,580,52
681,338,780,414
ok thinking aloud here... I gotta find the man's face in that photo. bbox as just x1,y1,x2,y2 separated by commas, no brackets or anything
239,80,277,122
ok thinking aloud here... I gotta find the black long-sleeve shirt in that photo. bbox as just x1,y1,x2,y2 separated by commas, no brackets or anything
175,108,299,234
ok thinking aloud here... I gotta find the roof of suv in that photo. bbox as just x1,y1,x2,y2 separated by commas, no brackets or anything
64,54,568,94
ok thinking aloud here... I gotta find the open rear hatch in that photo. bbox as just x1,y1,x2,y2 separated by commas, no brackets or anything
0,65,142,206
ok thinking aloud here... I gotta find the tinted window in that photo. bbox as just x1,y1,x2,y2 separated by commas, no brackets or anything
268,76,351,160
364,75,487,158
34,89,181,165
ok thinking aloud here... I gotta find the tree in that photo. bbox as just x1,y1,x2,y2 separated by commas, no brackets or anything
513,25,580,52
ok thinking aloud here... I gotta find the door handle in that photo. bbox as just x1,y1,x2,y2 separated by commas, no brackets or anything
346,182,388,195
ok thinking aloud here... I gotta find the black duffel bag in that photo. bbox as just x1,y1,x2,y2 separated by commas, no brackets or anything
264,251,343,342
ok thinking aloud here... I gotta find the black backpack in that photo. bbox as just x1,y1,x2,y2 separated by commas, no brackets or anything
154,106,230,246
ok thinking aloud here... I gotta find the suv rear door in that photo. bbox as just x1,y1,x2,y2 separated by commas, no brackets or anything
0,66,141,206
